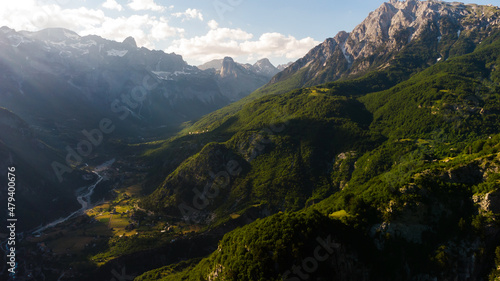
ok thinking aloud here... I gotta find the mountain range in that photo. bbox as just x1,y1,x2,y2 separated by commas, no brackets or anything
198,57,280,101
0,27,278,231
2,1,500,281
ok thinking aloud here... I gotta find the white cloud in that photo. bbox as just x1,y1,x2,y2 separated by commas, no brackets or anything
0,2,106,33
165,27,252,61
150,17,185,41
172,8,204,21
127,0,166,12
166,27,319,65
0,1,182,50
102,0,123,11
82,15,183,49
241,33,319,59
0,1,318,66
208,20,218,30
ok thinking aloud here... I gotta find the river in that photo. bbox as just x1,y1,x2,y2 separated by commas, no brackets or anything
31,172,104,234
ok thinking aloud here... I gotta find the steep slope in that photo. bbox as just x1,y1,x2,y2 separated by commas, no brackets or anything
140,87,376,222
217,57,273,101
198,57,279,77
0,26,275,230
135,25,500,281
252,58,280,77
0,27,250,139
13,1,500,280
269,0,500,91
198,57,279,101
183,0,500,134
136,211,373,281
0,108,87,230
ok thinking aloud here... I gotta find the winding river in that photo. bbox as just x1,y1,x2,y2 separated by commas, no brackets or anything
31,172,104,235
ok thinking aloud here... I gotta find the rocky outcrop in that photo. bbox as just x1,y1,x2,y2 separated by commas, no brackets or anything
252,58,279,77
0,26,232,131
474,189,500,213
331,151,358,190
220,57,237,78
198,57,279,78
215,57,275,101
122,36,137,48
269,0,500,88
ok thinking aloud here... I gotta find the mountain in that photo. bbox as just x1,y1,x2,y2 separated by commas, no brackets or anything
10,1,500,281
251,58,280,77
277,61,293,71
0,26,276,230
183,0,500,134
267,0,500,93
0,107,88,230
198,57,280,101
136,24,500,281
0,26,231,229
132,1,500,281
0,26,233,136
198,57,279,77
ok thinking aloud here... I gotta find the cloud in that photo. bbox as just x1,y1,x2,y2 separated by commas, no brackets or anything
165,27,320,64
165,27,252,61
82,15,183,49
102,0,123,11
0,2,106,33
208,20,218,30
241,33,320,59
127,0,166,12
172,8,204,21
0,1,182,50
150,17,185,41
0,2,319,66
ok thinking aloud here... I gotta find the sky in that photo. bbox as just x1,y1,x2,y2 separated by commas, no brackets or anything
0,0,497,66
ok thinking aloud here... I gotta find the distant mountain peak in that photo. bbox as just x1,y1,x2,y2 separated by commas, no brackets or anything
198,57,279,78
220,57,237,78
269,0,500,88
255,58,271,64
253,58,279,77
122,36,137,48
277,62,293,71
29,27,81,42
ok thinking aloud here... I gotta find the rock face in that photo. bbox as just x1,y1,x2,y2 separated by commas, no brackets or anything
122,36,137,48
0,27,248,133
220,57,237,78
270,0,500,88
198,57,279,77
199,56,279,101
252,58,279,77
277,61,293,71
474,190,500,213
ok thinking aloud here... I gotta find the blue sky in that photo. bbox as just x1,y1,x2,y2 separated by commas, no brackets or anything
0,0,497,66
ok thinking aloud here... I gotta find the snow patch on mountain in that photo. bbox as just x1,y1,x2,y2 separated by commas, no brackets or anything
107,49,128,57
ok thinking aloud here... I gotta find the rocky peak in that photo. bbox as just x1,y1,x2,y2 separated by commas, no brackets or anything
28,27,81,43
220,57,237,78
122,36,137,48
270,0,500,88
277,61,293,71
344,0,500,63
474,190,500,214
254,58,272,68
253,58,279,77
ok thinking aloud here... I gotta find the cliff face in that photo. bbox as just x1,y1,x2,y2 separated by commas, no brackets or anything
220,57,237,78
198,57,280,101
270,0,500,88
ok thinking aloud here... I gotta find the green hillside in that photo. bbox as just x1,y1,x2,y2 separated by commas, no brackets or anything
135,28,500,281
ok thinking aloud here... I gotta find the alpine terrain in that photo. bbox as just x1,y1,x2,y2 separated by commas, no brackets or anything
1,1,500,281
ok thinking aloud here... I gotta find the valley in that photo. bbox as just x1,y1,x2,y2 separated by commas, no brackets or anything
2,0,500,280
